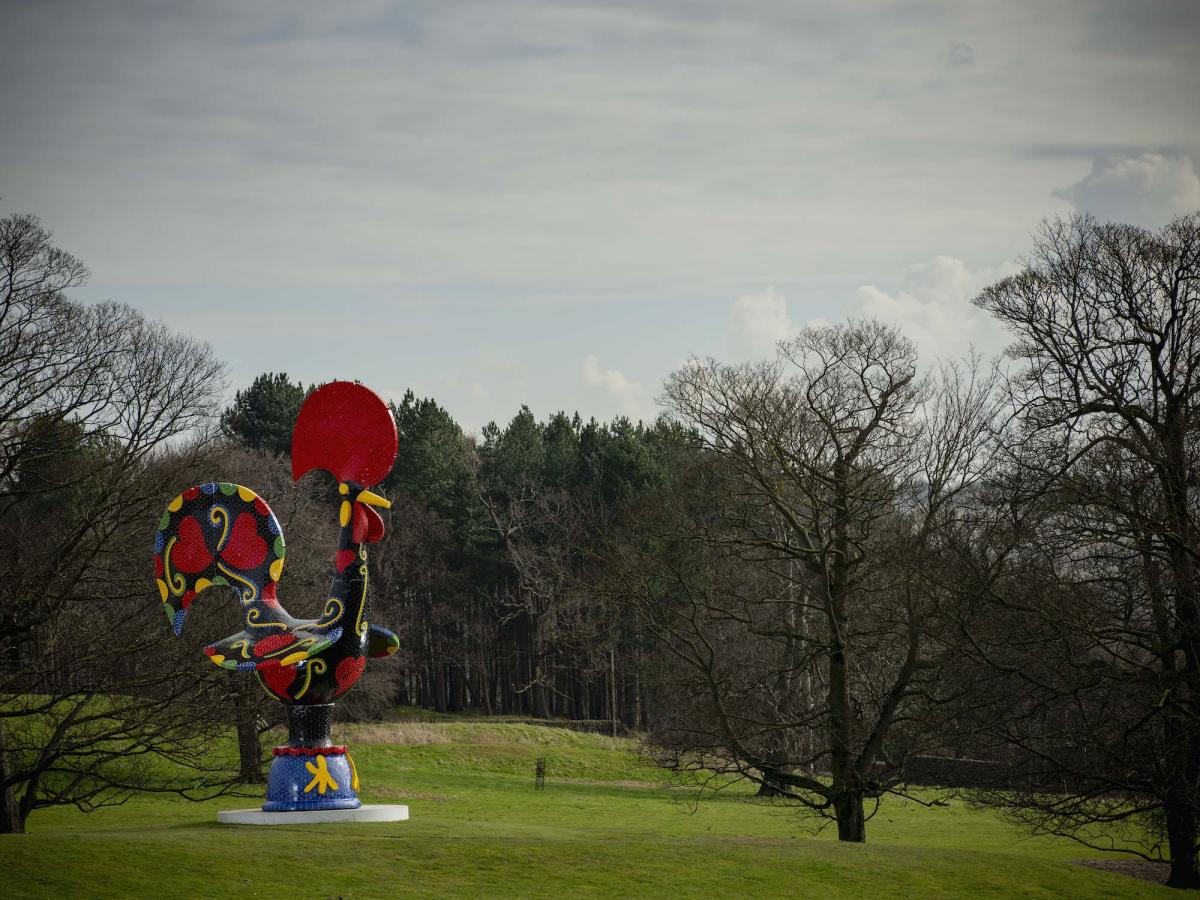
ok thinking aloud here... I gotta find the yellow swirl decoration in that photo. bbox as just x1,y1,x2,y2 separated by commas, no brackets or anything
356,565,369,637
270,638,316,666
292,657,327,700
246,607,286,630
313,598,344,630
162,537,187,597
209,505,231,551
230,638,252,659
217,561,258,604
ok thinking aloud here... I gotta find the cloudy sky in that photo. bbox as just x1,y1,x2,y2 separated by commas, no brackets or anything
3,1,1198,431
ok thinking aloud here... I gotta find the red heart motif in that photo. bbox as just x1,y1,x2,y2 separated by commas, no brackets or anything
257,658,298,697
172,516,214,574
253,633,295,657
334,656,366,697
335,549,357,572
222,512,268,569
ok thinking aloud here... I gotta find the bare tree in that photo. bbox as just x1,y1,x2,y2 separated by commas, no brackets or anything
963,212,1200,888
0,211,232,833
644,320,999,841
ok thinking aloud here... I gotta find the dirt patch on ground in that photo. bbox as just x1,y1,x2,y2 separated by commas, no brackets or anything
341,723,453,745
1075,858,1169,884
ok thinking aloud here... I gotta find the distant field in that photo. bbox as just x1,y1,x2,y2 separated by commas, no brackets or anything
0,722,1171,898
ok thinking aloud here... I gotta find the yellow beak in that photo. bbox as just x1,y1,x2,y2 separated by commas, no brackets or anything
355,489,391,509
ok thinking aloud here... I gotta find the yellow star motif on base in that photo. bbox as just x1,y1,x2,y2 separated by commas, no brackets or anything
303,755,340,795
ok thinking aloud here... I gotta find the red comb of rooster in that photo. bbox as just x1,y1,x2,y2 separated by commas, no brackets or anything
291,381,398,487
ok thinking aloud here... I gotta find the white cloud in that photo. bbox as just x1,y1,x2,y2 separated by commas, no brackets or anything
1054,153,1200,228
582,355,650,420
849,256,1016,362
722,262,1015,367
726,287,796,360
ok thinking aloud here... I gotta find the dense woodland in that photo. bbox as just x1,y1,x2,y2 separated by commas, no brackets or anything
5,208,1200,887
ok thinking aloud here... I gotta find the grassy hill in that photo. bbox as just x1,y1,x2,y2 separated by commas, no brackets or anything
0,721,1172,898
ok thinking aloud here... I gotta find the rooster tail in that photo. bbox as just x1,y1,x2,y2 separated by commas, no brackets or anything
153,482,287,635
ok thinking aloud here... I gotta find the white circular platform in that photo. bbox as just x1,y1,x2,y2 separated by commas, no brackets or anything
217,804,409,825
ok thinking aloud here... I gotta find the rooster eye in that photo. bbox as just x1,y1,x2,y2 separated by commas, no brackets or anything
338,483,349,495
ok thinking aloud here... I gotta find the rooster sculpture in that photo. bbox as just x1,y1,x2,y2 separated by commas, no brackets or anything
154,381,400,813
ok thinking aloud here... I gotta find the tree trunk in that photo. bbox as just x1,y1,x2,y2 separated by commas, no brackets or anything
825,472,864,843
609,648,618,736
0,721,25,834
433,659,447,713
479,646,493,716
834,790,866,842
530,619,550,719
233,692,264,784
756,780,786,798
1162,441,1200,889
1166,793,1200,889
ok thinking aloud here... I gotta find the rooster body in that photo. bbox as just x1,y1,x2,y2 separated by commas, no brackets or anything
154,481,398,705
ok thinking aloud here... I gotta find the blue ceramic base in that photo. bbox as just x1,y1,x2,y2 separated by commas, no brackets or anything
264,748,361,812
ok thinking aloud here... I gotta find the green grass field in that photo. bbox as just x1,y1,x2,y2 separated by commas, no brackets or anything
0,721,1173,898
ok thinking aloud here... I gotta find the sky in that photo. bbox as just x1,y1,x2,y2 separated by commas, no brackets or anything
2,0,1198,432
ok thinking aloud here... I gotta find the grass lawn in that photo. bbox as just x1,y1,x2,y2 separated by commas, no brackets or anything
0,721,1173,898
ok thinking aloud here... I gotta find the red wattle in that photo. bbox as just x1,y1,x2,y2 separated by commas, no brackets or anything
352,503,369,544
351,504,385,544
365,504,385,542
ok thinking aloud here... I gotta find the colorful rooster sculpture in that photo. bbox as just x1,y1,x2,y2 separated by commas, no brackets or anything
154,381,399,812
